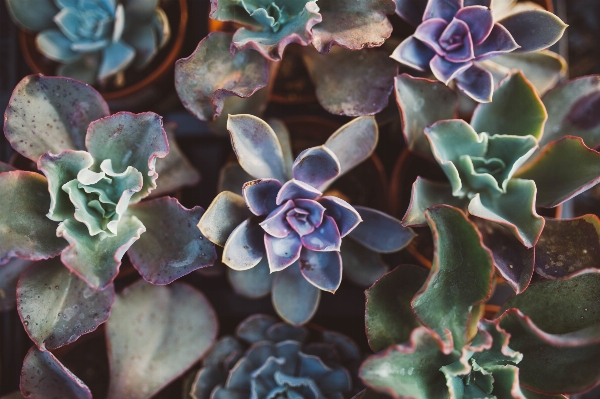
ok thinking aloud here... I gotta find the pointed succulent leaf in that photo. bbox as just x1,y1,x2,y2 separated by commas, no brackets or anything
106,280,218,399
534,215,600,279
498,271,600,394
228,258,273,299
21,347,91,399
498,10,567,52
175,32,268,122
127,197,217,284
311,0,395,53
402,177,468,227
0,171,66,264
340,237,388,287
36,30,81,63
293,146,340,189
5,0,57,31
199,191,252,247
0,258,32,312
4,75,109,162
17,257,114,350
302,47,397,116
471,72,547,140
365,265,429,351
58,216,145,289
516,137,600,208
391,36,436,71
360,327,458,399
272,263,321,325
98,40,136,82
298,248,342,293
540,75,600,150
228,114,288,182
455,64,494,103
349,206,414,253
86,112,168,202
124,23,158,69
243,179,282,216
223,218,265,270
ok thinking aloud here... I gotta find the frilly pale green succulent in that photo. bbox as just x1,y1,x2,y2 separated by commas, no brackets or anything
189,314,361,399
6,0,171,85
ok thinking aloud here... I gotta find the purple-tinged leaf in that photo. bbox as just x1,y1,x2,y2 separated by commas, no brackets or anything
4,75,109,162
0,258,32,312
430,55,472,84
175,32,269,121
106,280,217,399
365,265,428,351
243,179,282,216
423,0,461,22
473,23,519,59
219,162,253,196
303,47,397,116
223,218,265,271
294,199,325,227
439,19,474,62
395,0,428,26
268,118,294,179
276,180,322,204
199,191,252,247
311,0,394,53
456,6,493,45
228,258,273,299
455,63,494,102
340,238,388,287
293,146,340,189
208,85,270,137
403,177,469,227
516,137,600,208
535,215,600,279
17,257,114,350
319,196,361,237
473,218,533,294
261,200,295,238
299,248,342,293
300,215,342,251
498,10,567,52
414,18,447,54
127,197,217,284
465,0,491,6
20,347,91,399
0,171,66,265
350,206,415,253
236,314,277,344
272,263,321,325
391,36,436,71
265,232,303,272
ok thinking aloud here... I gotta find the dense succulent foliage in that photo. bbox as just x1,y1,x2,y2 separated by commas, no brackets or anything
6,0,171,85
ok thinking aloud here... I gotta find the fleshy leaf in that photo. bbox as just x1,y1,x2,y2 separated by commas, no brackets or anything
127,197,217,284
302,46,397,116
21,347,91,399
0,258,32,312
455,64,494,103
86,112,168,202
516,137,600,208
175,32,269,121
228,258,273,299
349,206,414,253
243,179,282,216
272,263,321,325
298,248,342,293
395,0,428,26
535,215,600,279
365,265,429,351
311,0,395,53
17,257,114,350
293,146,340,189
198,191,252,247
223,218,265,270
4,74,109,162
471,72,547,140
106,280,218,399
5,0,57,31
219,162,253,196
340,238,388,287
498,10,567,52
228,114,288,182
413,205,494,349
391,36,436,71
0,171,66,264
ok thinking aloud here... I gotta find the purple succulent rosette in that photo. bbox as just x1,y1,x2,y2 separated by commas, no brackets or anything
200,115,414,325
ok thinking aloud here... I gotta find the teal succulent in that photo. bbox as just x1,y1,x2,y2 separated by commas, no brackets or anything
6,0,171,85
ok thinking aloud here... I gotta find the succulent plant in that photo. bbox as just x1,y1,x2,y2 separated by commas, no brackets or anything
189,314,360,399
199,115,414,325
393,0,567,102
6,0,171,85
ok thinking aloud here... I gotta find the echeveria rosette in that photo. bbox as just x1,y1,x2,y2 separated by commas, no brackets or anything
189,314,360,399
199,115,414,325
6,0,171,85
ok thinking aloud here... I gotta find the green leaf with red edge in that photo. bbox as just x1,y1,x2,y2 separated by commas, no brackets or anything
516,136,600,207
365,264,428,352
498,270,600,394
413,205,495,349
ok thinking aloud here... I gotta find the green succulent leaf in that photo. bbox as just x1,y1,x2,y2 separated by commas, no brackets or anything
413,206,494,349
0,258,33,312
272,262,321,326
340,237,388,287
4,75,109,162
0,171,67,264
471,72,547,140
498,10,567,53
365,265,428,351
402,177,468,227
106,280,218,399
5,0,58,31
198,191,252,247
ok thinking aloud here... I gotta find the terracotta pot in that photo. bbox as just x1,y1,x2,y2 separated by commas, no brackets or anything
19,0,188,111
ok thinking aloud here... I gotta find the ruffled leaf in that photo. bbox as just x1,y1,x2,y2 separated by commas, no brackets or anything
402,177,468,227
272,263,321,325
198,191,252,247
340,238,388,287
228,258,273,299
106,280,218,399
349,207,414,253
0,258,32,312
498,10,567,52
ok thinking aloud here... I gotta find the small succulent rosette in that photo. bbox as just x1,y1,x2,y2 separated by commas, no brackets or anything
199,115,414,325
188,314,361,399
393,0,567,102
360,205,600,398
6,0,171,85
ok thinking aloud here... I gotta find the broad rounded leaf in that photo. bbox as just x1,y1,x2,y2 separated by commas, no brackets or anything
218,162,254,196
272,263,321,326
127,197,217,284
498,10,567,52
199,191,252,247
349,206,415,253
228,258,273,299
175,32,268,121
365,265,428,351
340,237,388,287
455,64,494,103
223,218,265,271
106,280,218,399
17,257,114,350
0,258,33,312
0,171,66,264
293,146,340,189
299,248,342,293
5,0,57,31
402,177,468,227
4,75,109,162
